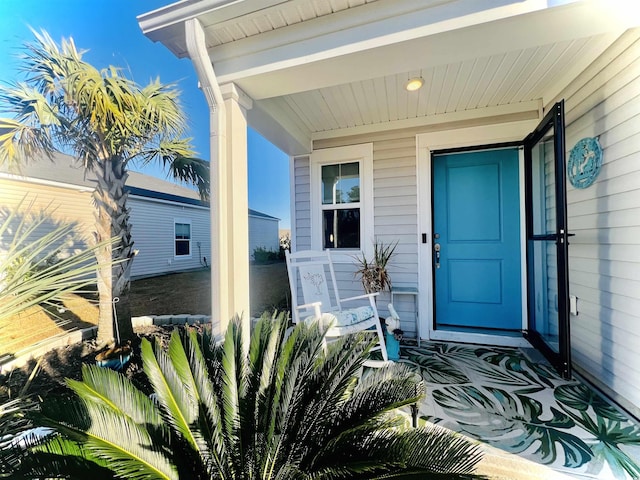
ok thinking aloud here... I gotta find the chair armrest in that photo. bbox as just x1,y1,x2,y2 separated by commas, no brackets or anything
295,301,323,322
340,292,379,303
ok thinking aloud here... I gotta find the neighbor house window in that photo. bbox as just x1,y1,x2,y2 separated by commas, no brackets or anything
174,221,191,257
310,144,373,254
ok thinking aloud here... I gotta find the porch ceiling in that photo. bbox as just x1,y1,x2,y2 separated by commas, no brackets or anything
139,0,639,156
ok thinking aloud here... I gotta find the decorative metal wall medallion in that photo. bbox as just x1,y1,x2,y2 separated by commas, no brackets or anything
568,137,602,189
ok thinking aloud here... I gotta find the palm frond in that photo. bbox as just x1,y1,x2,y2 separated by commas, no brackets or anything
141,337,200,454
67,364,164,426
15,313,485,479
164,329,220,472
184,328,228,475
28,395,178,480
72,404,177,480
218,317,252,474
11,435,114,480
338,363,425,422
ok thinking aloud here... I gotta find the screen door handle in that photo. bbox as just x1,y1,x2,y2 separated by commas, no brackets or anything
434,243,441,269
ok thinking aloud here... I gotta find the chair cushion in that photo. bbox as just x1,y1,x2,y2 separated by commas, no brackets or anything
305,306,376,328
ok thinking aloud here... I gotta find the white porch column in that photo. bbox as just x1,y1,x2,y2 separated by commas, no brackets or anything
184,19,251,336
221,83,252,330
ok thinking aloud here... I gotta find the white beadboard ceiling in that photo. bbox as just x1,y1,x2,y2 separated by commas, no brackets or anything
282,34,613,134
139,0,639,155
203,0,378,47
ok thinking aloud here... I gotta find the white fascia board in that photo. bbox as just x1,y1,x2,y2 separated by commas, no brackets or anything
0,172,94,192
311,100,542,142
214,0,632,100
138,0,290,57
130,193,210,211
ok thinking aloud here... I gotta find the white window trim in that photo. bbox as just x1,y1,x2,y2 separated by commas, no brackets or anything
310,143,374,263
174,218,192,259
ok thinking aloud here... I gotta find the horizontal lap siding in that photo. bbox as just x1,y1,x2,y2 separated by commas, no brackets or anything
293,156,311,252
554,28,640,416
297,135,419,334
0,179,95,262
0,179,95,238
249,217,279,258
128,197,210,278
373,136,419,334
1,178,212,282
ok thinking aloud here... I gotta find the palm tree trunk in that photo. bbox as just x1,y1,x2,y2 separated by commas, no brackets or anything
94,156,135,344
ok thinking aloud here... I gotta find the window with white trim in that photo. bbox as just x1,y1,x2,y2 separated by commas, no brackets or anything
321,162,360,248
174,220,191,257
310,144,373,255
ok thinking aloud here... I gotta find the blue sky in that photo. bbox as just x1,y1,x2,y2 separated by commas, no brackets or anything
0,0,291,229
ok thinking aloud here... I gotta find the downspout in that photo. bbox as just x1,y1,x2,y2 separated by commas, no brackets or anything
184,18,228,336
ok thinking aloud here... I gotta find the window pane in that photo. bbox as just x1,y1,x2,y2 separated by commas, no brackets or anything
323,208,360,249
175,223,191,239
322,164,339,204
176,240,190,256
322,162,359,205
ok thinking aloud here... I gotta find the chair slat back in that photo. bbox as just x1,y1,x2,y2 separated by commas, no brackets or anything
286,250,340,323
299,263,332,310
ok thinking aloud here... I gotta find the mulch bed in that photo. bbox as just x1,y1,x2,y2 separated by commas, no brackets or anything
0,323,208,403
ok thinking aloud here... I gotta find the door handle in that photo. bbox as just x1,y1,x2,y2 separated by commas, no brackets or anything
434,243,441,269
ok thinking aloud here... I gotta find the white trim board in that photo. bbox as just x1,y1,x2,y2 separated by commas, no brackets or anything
309,143,374,263
416,119,538,348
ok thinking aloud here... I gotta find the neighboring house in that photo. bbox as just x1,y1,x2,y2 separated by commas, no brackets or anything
0,153,278,278
249,209,280,258
140,1,640,418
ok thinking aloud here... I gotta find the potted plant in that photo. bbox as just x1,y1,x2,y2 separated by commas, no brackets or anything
353,239,397,294
354,240,403,359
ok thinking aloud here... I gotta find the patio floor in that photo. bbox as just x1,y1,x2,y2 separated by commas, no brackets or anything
400,342,640,480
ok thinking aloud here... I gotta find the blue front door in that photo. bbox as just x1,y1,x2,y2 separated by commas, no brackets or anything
433,148,522,331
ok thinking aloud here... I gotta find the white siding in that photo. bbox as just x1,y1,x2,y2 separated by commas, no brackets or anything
248,215,279,258
550,28,640,416
128,197,211,278
293,155,311,252
372,136,419,334
0,177,212,280
0,178,95,253
291,30,640,415
293,135,419,334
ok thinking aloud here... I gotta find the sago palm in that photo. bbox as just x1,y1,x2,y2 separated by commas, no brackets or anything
14,313,486,479
0,30,209,344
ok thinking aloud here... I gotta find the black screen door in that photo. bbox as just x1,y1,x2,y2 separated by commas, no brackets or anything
523,101,571,378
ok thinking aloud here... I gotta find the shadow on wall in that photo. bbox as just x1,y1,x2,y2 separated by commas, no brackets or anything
0,203,91,263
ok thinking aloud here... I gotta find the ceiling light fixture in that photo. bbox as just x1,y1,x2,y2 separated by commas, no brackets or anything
405,77,424,92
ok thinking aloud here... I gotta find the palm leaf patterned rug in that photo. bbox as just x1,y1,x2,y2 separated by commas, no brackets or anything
401,342,640,480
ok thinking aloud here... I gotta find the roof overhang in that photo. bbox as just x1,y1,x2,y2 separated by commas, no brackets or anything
139,0,640,156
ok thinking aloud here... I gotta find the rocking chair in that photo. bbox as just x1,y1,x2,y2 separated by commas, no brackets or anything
285,249,388,363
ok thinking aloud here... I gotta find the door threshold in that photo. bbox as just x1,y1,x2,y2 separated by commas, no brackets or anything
430,327,530,348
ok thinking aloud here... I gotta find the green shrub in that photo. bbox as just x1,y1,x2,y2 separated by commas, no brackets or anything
253,246,279,264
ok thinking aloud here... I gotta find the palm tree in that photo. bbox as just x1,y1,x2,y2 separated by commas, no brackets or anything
0,30,209,345
12,313,486,479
